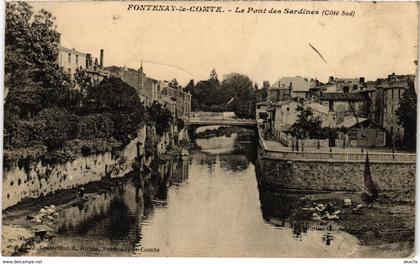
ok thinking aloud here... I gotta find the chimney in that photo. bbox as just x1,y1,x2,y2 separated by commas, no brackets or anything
329,76,334,83
100,49,104,68
359,77,365,84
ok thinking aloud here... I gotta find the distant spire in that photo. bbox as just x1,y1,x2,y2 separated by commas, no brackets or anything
139,59,143,72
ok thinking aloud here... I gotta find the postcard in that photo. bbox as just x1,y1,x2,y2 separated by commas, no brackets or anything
2,0,418,259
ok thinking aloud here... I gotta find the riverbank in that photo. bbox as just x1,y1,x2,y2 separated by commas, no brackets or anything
256,129,415,257
2,172,136,255
306,192,413,238
257,186,415,258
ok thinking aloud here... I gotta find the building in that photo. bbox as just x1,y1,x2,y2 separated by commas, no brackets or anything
58,46,86,76
319,92,370,125
106,65,160,105
268,76,311,102
271,100,332,133
107,65,191,119
373,73,415,145
326,76,366,93
57,46,108,83
163,84,192,119
159,81,177,115
309,76,366,100
256,102,268,120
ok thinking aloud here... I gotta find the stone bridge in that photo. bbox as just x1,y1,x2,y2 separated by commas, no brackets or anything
187,117,257,137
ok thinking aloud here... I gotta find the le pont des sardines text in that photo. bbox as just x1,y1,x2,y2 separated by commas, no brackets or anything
127,5,356,17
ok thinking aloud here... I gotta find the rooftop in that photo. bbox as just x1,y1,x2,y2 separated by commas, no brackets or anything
271,76,311,92
58,45,87,56
306,102,329,115
320,92,369,101
338,117,368,128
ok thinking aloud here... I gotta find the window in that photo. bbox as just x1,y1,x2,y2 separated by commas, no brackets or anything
68,68,71,74
68,53,71,63
398,88,401,99
391,89,394,99
76,55,79,65
329,100,333,112
286,107,289,111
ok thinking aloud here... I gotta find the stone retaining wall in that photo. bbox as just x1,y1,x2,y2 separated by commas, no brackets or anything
3,127,148,210
256,151,416,192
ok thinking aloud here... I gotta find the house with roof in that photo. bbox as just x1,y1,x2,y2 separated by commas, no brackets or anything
268,76,311,102
309,76,366,100
319,92,370,125
106,64,160,105
58,46,108,83
372,73,416,146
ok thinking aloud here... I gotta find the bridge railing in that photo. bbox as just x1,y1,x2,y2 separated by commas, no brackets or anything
189,118,257,124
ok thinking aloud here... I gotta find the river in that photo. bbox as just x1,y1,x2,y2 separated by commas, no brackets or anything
34,127,361,257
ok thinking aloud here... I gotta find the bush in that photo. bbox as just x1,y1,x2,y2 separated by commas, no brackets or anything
146,101,173,136
4,112,46,149
77,113,114,140
35,107,77,151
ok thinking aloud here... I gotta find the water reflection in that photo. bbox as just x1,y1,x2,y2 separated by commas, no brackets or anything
257,185,342,246
39,128,360,257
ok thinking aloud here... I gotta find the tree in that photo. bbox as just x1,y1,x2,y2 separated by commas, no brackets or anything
262,80,270,90
84,77,143,112
396,80,417,149
74,67,95,97
221,73,255,118
35,107,77,151
289,103,323,139
6,2,71,91
184,79,195,92
84,77,145,144
146,101,174,136
5,2,75,115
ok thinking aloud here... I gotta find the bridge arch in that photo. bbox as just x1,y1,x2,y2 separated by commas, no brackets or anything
187,117,257,138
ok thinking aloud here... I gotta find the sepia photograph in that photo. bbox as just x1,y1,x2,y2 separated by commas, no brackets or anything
1,0,418,260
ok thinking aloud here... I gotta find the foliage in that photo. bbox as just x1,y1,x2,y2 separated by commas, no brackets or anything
222,73,255,119
82,77,145,144
4,3,152,165
255,80,269,103
185,69,258,118
77,113,114,140
396,80,417,148
4,111,46,149
319,127,338,141
74,67,95,99
289,103,323,139
146,101,174,136
83,77,143,112
34,107,78,151
5,2,74,110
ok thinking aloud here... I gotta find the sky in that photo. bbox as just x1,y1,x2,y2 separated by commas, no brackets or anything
31,1,419,86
